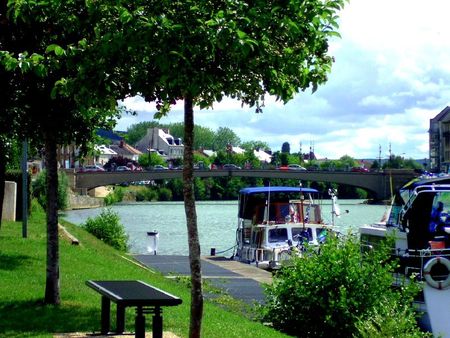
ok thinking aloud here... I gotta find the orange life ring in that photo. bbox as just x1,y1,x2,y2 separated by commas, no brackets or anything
423,256,450,290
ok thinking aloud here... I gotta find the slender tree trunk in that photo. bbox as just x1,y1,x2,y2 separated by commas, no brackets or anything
183,96,203,338
0,141,6,228
44,133,60,305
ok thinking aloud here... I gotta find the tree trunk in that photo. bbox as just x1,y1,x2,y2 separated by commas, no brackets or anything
0,141,6,228
44,133,61,305
183,96,203,338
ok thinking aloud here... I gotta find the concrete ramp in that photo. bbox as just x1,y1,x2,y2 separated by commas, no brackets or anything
133,255,272,304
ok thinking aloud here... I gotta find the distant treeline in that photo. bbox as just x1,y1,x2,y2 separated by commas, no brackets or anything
124,176,369,202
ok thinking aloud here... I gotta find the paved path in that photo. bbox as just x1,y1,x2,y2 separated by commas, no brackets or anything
133,255,272,304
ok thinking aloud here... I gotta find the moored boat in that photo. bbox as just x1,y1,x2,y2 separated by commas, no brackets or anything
233,185,337,270
359,176,450,337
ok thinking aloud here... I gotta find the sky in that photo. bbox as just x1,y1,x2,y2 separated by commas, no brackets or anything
116,0,450,160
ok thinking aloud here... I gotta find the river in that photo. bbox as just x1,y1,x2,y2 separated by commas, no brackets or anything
60,199,388,256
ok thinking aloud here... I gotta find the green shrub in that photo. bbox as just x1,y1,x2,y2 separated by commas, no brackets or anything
31,170,68,210
355,294,431,338
145,188,158,201
260,235,423,337
135,190,146,202
158,187,172,201
82,208,128,251
134,187,158,202
104,186,125,206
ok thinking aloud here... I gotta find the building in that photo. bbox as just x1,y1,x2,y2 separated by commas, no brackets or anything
134,128,184,160
253,149,272,163
108,140,142,162
429,106,450,173
94,145,117,165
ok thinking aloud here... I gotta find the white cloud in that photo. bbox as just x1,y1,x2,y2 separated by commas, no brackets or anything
359,95,395,108
115,0,450,160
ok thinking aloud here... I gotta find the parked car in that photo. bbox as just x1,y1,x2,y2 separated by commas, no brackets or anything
287,164,307,171
351,167,369,172
223,164,241,170
116,166,131,171
153,165,169,170
306,165,320,171
79,164,105,172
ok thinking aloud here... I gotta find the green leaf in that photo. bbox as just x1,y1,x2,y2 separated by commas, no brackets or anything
236,30,247,39
46,44,65,56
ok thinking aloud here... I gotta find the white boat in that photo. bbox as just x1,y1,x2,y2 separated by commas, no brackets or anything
359,176,450,337
233,186,337,270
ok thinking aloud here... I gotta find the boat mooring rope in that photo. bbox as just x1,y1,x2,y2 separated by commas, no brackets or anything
215,245,237,255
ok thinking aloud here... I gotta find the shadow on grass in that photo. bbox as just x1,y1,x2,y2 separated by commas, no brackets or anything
0,253,33,271
0,299,99,336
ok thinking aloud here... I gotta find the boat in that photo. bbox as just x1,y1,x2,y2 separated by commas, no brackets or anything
359,175,450,337
233,185,338,270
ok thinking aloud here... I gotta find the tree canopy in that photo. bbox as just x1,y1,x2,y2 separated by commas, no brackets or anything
0,0,127,304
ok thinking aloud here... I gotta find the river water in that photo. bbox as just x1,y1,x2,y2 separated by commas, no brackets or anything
60,200,388,256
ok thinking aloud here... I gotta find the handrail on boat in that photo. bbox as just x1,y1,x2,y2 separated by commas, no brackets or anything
402,184,450,216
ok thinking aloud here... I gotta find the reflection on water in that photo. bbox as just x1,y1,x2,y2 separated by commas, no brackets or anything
61,200,387,256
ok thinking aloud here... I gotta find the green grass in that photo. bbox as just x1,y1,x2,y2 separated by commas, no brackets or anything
0,203,287,338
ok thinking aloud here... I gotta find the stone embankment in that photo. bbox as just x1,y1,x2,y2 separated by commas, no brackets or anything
67,189,105,210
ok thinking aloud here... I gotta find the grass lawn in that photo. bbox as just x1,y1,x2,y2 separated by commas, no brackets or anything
0,203,288,338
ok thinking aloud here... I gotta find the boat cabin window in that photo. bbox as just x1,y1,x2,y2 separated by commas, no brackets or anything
316,228,328,243
268,228,288,243
428,192,450,248
253,202,291,223
289,201,322,223
405,192,450,249
292,227,312,242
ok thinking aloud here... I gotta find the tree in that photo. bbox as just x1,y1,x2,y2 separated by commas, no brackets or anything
125,121,160,145
383,155,422,170
281,141,290,154
241,140,270,152
138,152,166,169
214,127,241,151
337,155,358,171
1,1,124,304
168,123,217,151
120,1,346,336
280,152,289,166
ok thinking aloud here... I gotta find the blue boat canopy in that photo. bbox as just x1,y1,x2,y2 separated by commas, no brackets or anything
238,186,319,220
239,186,318,195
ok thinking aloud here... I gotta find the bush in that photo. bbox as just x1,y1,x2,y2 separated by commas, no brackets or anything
135,190,146,202
158,187,173,201
135,187,158,202
31,170,68,210
355,294,431,338
104,186,125,206
259,235,424,337
82,208,128,251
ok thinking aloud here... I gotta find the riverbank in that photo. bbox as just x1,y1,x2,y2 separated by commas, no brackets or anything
0,203,287,338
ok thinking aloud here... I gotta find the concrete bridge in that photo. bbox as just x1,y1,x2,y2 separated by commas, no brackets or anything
69,169,418,200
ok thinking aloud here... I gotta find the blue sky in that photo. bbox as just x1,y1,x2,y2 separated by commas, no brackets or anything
117,0,449,160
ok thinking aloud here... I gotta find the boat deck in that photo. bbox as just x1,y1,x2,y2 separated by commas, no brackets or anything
133,255,272,304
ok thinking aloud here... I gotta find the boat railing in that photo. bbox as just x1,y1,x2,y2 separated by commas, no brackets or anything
395,248,450,281
401,184,450,220
242,246,290,267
